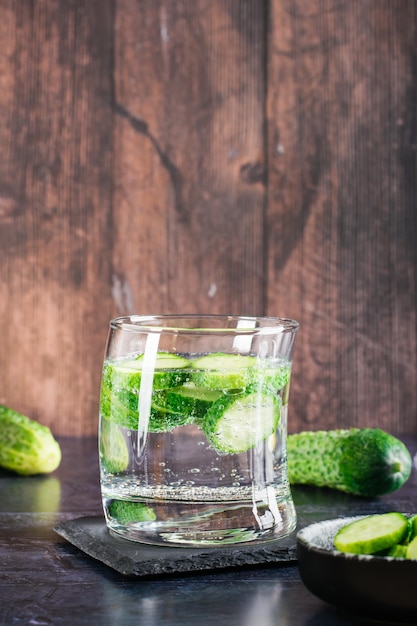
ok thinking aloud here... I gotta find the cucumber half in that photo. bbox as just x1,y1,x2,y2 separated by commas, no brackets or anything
334,512,409,555
202,391,280,454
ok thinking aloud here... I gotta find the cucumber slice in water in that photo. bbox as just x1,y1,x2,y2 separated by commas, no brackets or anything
105,352,191,392
108,500,156,524
202,391,280,454
249,364,292,397
152,383,222,421
99,418,129,473
100,384,138,430
191,352,291,397
192,353,257,390
100,382,192,432
100,352,194,432
334,512,409,555
146,408,192,433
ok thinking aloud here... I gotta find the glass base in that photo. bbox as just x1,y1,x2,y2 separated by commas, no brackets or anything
104,494,297,548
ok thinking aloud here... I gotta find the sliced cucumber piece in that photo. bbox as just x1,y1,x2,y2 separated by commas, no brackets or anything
108,500,156,524
408,514,417,541
100,382,192,432
202,391,280,454
387,544,407,558
334,512,409,555
146,408,192,433
406,535,417,560
153,383,222,421
249,364,292,397
99,418,129,473
105,352,191,392
192,353,257,390
100,383,139,430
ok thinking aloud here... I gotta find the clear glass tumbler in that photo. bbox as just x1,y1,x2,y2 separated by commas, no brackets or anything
99,314,299,547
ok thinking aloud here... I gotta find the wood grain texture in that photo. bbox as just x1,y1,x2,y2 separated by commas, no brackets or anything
0,1,114,434
0,0,416,436
267,0,417,434
112,0,267,317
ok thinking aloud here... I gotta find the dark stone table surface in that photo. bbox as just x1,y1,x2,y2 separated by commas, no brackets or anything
1,435,416,625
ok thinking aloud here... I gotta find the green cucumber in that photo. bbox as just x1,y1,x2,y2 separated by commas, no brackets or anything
408,514,417,541
388,544,407,558
108,500,156,524
192,352,292,397
249,364,292,398
99,418,129,473
334,512,409,555
287,428,412,497
145,408,192,433
406,535,417,559
328,512,417,559
384,515,417,557
104,352,191,392
202,391,280,454
0,405,61,476
153,383,222,421
100,382,191,432
192,353,257,390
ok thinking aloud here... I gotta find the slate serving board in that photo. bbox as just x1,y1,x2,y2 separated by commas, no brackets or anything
54,516,297,578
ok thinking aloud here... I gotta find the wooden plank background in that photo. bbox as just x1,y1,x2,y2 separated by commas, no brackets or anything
0,0,416,437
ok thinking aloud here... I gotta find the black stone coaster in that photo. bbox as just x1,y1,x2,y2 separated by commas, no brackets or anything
54,516,297,578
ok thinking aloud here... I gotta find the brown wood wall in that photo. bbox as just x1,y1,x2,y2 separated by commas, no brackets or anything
0,0,416,437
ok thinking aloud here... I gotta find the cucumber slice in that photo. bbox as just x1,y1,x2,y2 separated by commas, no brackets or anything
249,364,292,394
100,383,139,430
192,353,257,390
105,352,191,392
146,408,192,433
406,535,417,560
99,418,129,473
387,544,407,558
153,383,222,421
334,512,409,555
202,391,280,454
108,500,156,524
100,382,191,432
408,514,417,541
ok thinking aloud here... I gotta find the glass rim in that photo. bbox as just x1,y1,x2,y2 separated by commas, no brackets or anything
109,314,299,335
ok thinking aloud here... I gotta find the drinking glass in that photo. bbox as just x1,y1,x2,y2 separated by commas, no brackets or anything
99,314,299,547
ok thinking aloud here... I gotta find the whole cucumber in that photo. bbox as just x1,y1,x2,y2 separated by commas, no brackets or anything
287,428,412,497
0,405,61,475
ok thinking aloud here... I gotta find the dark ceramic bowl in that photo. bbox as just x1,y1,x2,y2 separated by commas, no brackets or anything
297,516,417,623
